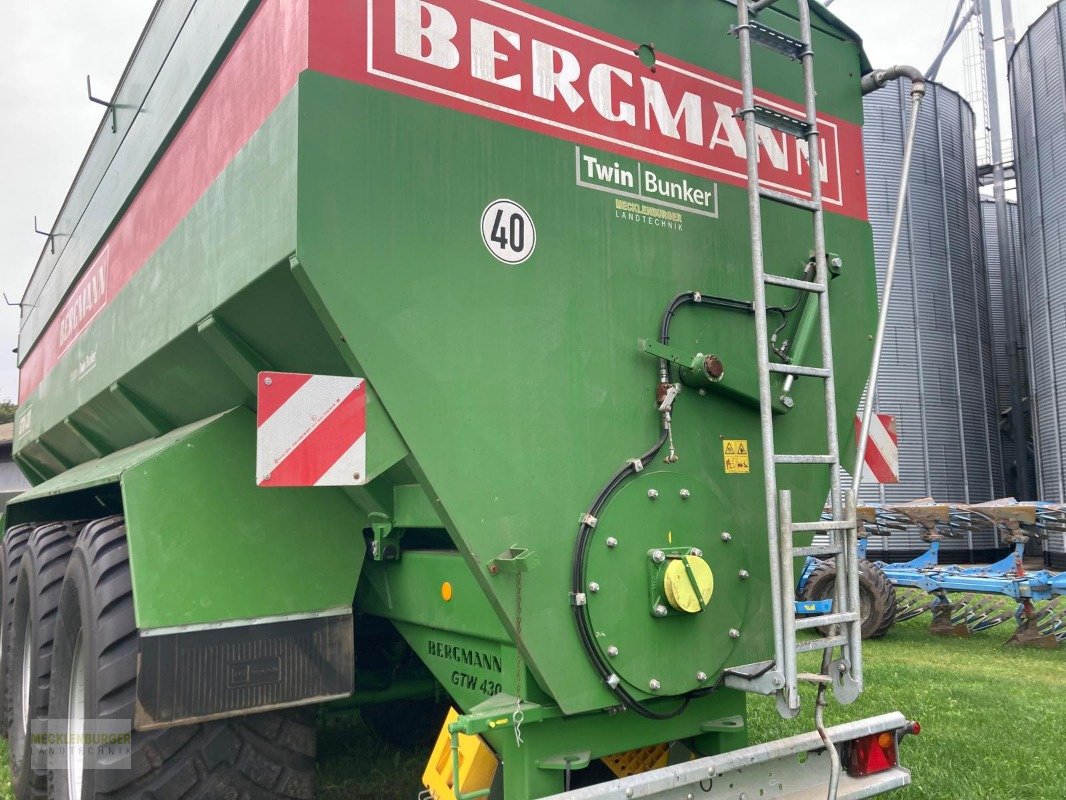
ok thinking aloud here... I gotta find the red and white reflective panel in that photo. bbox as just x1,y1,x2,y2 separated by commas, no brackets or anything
256,372,367,487
854,413,899,485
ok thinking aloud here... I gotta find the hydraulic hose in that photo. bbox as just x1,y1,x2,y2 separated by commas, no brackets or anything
570,292,752,720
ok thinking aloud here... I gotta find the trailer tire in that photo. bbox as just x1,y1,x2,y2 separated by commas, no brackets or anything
7,522,81,800
1,524,34,736
361,697,452,750
799,558,895,640
47,516,318,800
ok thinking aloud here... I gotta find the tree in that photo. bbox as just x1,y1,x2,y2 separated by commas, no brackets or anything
0,400,15,425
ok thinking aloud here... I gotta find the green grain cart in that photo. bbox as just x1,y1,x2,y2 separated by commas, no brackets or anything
5,1,921,798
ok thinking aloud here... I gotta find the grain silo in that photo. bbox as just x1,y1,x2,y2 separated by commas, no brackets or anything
980,200,1035,499
1010,0,1066,568
860,80,1002,562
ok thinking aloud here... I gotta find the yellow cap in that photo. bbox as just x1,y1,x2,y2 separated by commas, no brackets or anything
663,556,714,613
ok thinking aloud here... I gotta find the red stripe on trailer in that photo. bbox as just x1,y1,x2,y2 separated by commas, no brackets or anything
20,0,870,405
308,0,869,221
257,372,314,424
18,0,311,403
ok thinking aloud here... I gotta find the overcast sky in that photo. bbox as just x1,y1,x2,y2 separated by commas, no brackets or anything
0,0,1056,403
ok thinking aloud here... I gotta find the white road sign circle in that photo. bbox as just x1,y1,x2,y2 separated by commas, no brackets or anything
481,199,536,264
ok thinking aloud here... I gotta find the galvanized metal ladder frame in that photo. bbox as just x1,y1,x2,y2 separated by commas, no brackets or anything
726,0,862,717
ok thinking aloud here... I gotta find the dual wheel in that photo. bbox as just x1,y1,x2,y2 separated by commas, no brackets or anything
1,517,317,800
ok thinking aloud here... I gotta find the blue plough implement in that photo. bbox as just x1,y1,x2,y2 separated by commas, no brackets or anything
796,499,1066,648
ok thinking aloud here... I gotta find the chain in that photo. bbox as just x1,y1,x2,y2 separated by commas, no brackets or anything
514,574,524,749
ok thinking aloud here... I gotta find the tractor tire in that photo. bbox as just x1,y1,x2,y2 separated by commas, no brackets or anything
8,522,81,800
47,516,318,800
361,697,452,750
1,524,34,736
799,558,895,640
866,561,897,639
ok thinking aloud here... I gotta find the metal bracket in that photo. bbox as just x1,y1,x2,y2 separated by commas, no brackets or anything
722,661,785,696
34,216,55,254
368,512,403,561
489,547,539,575
87,75,117,133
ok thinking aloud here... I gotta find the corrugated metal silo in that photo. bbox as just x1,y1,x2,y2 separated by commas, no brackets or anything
980,200,1035,499
1010,1,1066,568
859,81,1002,562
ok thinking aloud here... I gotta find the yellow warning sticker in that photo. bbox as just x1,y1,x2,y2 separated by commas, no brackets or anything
723,439,750,474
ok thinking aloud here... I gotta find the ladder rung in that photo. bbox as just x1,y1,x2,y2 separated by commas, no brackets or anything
775,454,836,465
765,273,826,293
795,611,859,631
768,363,830,378
747,105,811,138
793,544,843,557
730,21,805,60
750,0,784,12
759,188,819,211
790,519,853,533
796,635,848,654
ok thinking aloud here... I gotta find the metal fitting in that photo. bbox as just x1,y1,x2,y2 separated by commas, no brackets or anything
651,549,666,564
263,376,273,386
607,645,619,657
830,256,844,270
606,537,618,548
588,581,600,593
738,569,750,580
696,671,709,683
607,674,621,689
780,394,795,409
648,679,661,691
729,628,741,639
689,548,703,557
721,532,732,542
654,604,669,617
647,489,659,500
680,488,691,499
573,593,587,606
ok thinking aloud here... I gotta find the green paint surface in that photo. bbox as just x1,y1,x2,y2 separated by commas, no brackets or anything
121,408,365,628
295,29,875,714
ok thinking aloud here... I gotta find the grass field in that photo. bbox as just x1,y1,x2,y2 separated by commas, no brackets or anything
0,615,1062,799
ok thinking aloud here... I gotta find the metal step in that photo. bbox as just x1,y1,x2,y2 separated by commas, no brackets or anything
795,634,849,653
790,519,854,533
758,187,819,211
793,544,843,558
765,273,825,293
730,21,805,60
750,105,811,138
768,362,830,378
774,454,836,465
750,0,785,12
794,610,859,632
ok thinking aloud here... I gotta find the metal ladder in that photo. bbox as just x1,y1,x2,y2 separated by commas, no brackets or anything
727,0,863,717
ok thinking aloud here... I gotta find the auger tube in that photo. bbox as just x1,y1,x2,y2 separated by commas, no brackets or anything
852,67,926,496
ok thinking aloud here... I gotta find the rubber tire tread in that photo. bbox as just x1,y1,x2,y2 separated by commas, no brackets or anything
799,558,894,640
7,521,81,800
864,560,897,638
0,524,34,735
48,516,317,800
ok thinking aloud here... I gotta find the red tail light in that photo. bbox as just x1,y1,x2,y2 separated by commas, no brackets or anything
846,731,899,777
